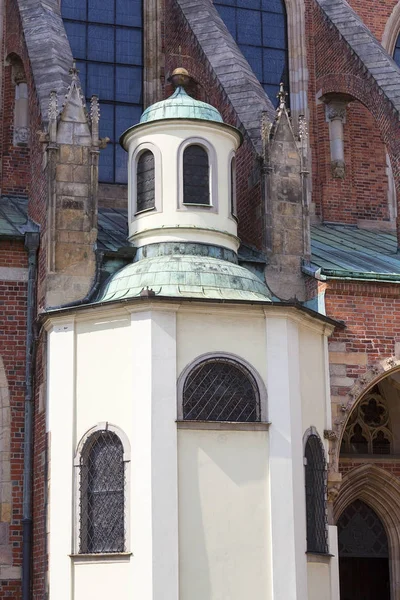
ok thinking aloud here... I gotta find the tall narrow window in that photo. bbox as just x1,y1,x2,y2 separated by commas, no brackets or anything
79,430,125,554
183,145,210,205
394,32,400,67
305,434,328,554
214,0,289,105
62,0,143,183
230,156,236,217
136,150,155,212
182,357,260,422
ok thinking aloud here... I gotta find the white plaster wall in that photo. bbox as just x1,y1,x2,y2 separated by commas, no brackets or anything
307,561,331,600
299,325,327,437
74,561,131,599
124,120,241,251
176,308,267,384
178,428,270,600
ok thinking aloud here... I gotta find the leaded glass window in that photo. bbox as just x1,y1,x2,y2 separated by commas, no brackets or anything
338,500,388,558
305,434,328,554
183,145,210,205
394,33,400,68
62,0,143,183
182,357,261,421
214,0,289,105
137,151,155,212
79,430,125,554
341,390,392,455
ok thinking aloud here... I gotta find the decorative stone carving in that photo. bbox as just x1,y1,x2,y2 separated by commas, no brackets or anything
14,126,29,146
324,429,337,441
325,104,347,122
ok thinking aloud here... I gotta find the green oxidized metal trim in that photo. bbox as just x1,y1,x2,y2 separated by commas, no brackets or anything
96,254,272,303
140,87,223,124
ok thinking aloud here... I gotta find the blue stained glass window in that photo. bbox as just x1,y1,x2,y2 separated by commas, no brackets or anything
394,33,400,68
215,0,289,105
62,0,143,183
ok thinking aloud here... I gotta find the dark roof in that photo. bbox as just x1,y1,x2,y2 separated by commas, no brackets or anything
97,207,129,252
0,196,39,238
310,224,400,280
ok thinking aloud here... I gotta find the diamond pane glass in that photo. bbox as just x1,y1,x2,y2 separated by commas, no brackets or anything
79,431,125,554
137,151,155,212
215,0,289,105
183,358,261,422
62,0,143,182
338,500,388,558
305,435,328,554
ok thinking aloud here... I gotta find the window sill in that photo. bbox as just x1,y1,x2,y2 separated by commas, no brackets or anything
134,207,156,216
176,420,270,431
306,552,333,564
182,203,212,208
70,552,132,563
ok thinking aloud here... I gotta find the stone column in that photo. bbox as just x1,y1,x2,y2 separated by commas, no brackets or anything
325,100,348,179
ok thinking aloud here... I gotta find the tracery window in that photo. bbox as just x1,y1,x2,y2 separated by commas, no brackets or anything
183,145,210,205
214,0,289,105
305,433,328,554
79,430,125,554
338,499,388,559
341,392,392,455
136,150,155,212
182,357,261,422
62,0,143,183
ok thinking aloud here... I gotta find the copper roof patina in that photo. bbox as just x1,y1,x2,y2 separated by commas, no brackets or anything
140,86,224,124
96,254,272,303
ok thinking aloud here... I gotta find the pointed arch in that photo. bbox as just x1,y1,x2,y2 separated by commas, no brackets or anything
334,464,400,599
382,2,400,56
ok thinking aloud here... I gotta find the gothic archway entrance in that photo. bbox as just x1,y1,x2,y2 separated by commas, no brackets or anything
338,499,390,600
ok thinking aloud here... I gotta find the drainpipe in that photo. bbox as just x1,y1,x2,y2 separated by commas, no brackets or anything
22,231,40,600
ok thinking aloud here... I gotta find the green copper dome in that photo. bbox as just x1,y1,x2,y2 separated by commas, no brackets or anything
140,87,224,124
96,255,272,303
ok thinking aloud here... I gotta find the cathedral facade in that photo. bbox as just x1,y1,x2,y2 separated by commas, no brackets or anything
0,0,400,598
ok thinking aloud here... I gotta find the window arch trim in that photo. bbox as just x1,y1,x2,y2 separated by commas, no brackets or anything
228,150,237,221
177,351,268,422
130,141,162,221
178,137,218,213
73,423,131,555
382,3,400,56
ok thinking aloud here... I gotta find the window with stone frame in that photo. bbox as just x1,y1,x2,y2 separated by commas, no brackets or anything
214,0,289,105
305,433,328,554
79,430,125,554
61,0,143,183
183,145,210,205
182,357,261,422
394,32,400,68
341,391,392,456
136,150,155,212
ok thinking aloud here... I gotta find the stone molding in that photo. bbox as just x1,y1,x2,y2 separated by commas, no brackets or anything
382,2,400,55
0,356,12,572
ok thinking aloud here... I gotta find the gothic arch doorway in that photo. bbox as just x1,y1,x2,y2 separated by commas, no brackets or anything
337,499,390,600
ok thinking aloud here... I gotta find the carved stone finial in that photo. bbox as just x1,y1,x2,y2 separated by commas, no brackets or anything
48,90,58,122
170,67,190,89
277,82,288,111
261,111,272,158
69,60,79,80
90,95,100,125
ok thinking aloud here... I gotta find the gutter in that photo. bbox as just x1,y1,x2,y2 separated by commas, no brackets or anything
22,231,40,600
303,262,400,283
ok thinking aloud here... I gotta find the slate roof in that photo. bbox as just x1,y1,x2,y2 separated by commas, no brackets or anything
176,0,275,153
0,196,39,238
317,0,400,113
310,224,400,280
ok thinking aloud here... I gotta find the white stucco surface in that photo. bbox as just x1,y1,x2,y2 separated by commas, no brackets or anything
178,428,270,600
299,324,328,438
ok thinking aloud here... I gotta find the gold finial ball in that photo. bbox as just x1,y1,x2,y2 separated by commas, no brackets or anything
170,67,190,88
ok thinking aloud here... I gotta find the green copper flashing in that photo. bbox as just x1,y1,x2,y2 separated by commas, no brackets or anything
140,87,223,124
96,254,272,303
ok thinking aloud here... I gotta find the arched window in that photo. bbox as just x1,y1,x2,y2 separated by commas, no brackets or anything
79,430,125,554
62,0,143,183
183,145,210,205
305,433,328,554
340,391,392,455
394,32,400,67
182,357,261,422
214,0,289,105
136,150,155,212
230,155,237,217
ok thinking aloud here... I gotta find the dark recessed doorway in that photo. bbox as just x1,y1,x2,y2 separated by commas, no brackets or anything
338,499,390,600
